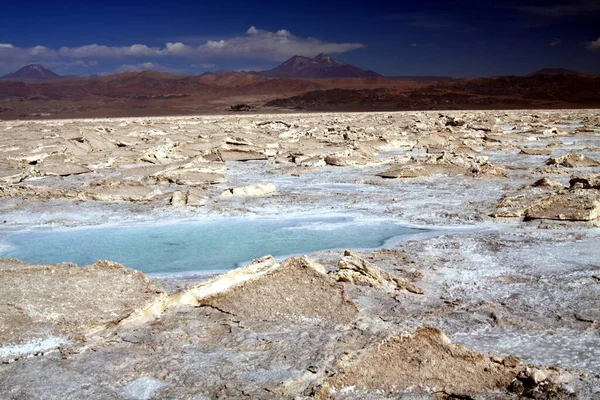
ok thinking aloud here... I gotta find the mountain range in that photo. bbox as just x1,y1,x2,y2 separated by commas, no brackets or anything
1,54,380,81
1,58,588,82
0,58,597,120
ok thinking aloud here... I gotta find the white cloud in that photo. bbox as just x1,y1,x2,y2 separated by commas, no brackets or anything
246,26,260,35
549,38,562,46
115,62,193,75
117,62,161,72
45,60,99,71
164,42,193,55
190,63,216,70
57,44,163,58
196,27,364,60
205,40,227,49
587,37,600,51
0,27,364,67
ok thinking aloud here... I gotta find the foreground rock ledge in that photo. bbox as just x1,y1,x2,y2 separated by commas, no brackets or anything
0,254,592,398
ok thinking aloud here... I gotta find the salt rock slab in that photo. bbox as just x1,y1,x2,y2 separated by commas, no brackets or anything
324,155,369,167
199,257,358,324
207,149,268,162
525,190,600,221
377,164,464,178
520,147,551,156
318,326,521,398
37,161,90,177
0,260,162,358
84,185,162,202
221,183,276,197
0,168,26,184
159,171,225,186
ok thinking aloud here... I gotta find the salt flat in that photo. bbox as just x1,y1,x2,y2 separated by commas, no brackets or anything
0,110,599,399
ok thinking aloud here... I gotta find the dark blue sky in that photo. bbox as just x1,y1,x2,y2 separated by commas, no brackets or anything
1,0,598,76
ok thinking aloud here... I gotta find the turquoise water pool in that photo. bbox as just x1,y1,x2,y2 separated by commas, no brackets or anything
0,216,425,275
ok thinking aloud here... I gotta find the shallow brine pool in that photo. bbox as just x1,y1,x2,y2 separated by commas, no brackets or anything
0,216,426,275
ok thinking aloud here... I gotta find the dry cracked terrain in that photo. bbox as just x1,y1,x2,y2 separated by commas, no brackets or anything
0,110,599,399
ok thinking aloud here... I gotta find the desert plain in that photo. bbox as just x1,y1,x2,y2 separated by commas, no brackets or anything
0,109,599,399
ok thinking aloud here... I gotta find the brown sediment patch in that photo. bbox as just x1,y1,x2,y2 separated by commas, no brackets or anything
318,326,522,398
197,257,358,324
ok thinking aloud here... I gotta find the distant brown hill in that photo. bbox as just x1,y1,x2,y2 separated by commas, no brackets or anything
0,67,598,119
0,71,326,99
265,88,411,110
265,73,600,111
386,76,462,82
254,54,381,78
449,74,600,103
529,68,583,76
0,70,335,119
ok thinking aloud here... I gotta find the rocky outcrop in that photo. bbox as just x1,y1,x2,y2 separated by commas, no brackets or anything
377,153,507,179
494,176,600,222
508,365,584,398
570,174,600,189
329,250,424,294
532,177,565,189
170,188,205,207
547,153,600,168
525,189,600,221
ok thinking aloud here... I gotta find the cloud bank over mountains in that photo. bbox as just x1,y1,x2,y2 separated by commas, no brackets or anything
0,27,364,73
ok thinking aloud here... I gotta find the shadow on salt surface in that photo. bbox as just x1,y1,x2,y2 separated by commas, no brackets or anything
453,328,600,375
0,215,431,277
